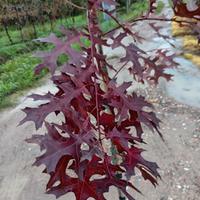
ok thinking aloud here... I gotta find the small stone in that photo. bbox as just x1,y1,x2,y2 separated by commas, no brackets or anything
183,185,190,189
177,185,182,189
184,167,190,171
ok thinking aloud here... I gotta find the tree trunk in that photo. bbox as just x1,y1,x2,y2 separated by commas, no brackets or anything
26,6,37,38
14,6,24,42
49,14,54,31
31,17,37,38
3,21,13,44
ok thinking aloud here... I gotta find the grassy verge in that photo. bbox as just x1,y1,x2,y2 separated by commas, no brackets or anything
0,54,46,108
0,1,149,109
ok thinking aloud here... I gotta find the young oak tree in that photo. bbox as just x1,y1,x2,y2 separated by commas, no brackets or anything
19,0,200,199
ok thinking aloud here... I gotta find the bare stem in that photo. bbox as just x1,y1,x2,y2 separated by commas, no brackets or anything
103,16,199,36
112,61,129,80
87,8,102,145
65,0,86,10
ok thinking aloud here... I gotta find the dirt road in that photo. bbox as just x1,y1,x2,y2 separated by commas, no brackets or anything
0,84,200,200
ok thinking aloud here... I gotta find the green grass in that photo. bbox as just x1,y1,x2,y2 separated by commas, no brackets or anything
0,54,46,108
0,1,148,109
156,1,165,14
126,0,149,19
0,16,87,65
0,42,41,64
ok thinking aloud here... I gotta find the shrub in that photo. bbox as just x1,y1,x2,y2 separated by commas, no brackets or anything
19,0,200,199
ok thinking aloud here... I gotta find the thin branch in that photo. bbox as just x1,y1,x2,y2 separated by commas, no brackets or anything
65,0,86,10
132,17,199,24
103,16,199,36
112,61,129,80
87,8,102,145
100,9,124,30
